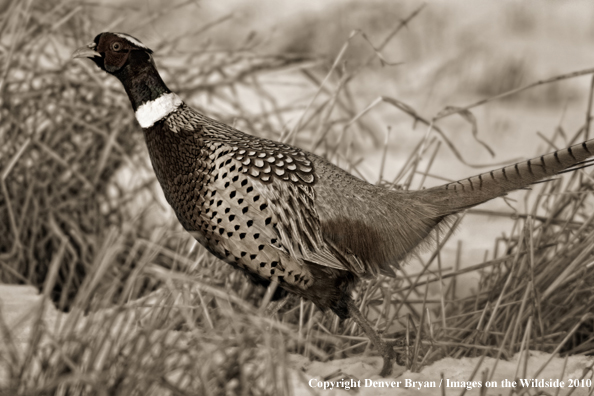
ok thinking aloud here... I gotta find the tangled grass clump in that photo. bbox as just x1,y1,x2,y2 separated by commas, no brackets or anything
0,0,329,311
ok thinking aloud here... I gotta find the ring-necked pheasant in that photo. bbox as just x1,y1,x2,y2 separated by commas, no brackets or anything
73,32,594,376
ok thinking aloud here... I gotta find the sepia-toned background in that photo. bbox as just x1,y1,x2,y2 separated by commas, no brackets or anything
1,0,593,394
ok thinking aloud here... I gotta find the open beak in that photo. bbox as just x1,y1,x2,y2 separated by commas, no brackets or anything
72,42,101,59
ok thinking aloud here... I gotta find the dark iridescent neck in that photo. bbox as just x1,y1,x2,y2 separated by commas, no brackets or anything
114,62,170,111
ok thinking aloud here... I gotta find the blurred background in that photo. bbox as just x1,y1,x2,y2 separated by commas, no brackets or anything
3,0,594,335
43,0,594,289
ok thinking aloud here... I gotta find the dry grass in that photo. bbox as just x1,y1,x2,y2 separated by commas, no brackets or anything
1,0,594,394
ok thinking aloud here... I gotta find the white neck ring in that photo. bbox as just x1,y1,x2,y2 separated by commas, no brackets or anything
135,93,183,128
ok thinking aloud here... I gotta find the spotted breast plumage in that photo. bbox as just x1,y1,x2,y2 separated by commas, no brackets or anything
152,106,320,289
73,32,594,377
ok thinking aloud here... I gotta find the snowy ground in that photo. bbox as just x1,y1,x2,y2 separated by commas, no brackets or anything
1,285,592,396
292,353,594,396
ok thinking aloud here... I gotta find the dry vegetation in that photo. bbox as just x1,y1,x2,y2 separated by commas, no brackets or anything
1,0,593,395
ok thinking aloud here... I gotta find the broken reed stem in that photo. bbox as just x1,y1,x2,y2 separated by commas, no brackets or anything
583,74,594,140
458,350,487,396
435,66,594,121
552,355,569,396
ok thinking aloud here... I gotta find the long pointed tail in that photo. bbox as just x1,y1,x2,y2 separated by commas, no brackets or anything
422,139,594,214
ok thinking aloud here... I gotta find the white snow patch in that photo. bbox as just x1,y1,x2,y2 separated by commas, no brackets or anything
293,352,594,396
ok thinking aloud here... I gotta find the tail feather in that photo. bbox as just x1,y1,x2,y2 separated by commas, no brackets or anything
423,139,594,214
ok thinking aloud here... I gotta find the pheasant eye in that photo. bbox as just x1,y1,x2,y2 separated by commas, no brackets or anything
111,42,122,51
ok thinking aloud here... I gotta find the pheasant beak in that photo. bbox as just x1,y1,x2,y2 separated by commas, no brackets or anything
72,42,101,59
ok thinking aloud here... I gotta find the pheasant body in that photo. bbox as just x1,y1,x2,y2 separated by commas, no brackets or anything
74,32,594,375
145,103,379,315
